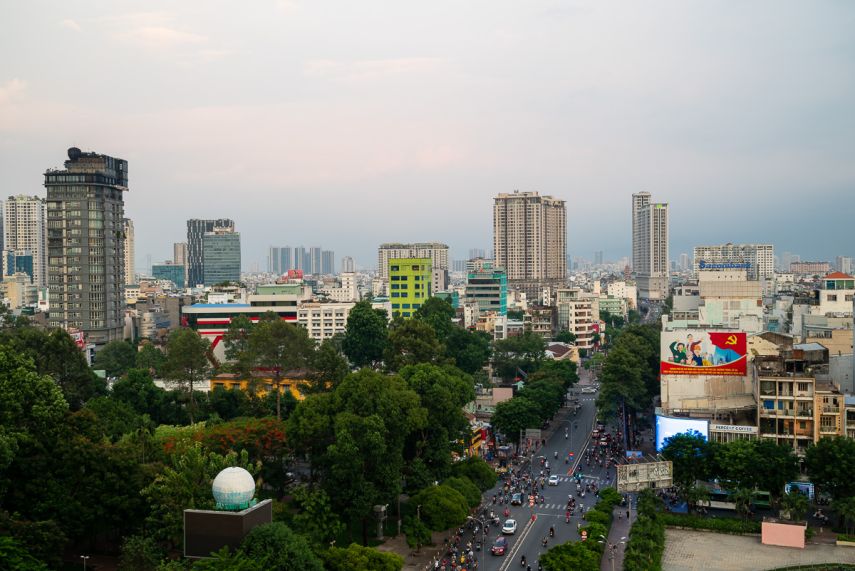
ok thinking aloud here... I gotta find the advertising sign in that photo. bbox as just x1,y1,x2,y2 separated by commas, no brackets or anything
617,460,673,493
661,329,747,376
655,415,709,451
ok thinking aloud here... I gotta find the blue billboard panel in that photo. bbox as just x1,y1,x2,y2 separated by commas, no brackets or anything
655,415,709,451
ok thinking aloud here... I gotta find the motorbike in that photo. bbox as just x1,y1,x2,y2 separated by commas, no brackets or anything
520,555,526,568
504,507,510,518
549,526,555,538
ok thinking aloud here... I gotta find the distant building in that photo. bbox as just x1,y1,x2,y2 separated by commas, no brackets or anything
123,218,135,285
378,243,448,280
173,242,188,287
152,263,186,289
464,261,507,316
203,227,241,285
3,195,46,287
493,191,566,296
187,219,234,287
790,261,831,275
3,250,34,282
321,250,335,275
836,256,852,275
297,301,354,341
632,192,669,300
341,256,355,273
389,258,432,318
555,288,594,349
693,243,774,281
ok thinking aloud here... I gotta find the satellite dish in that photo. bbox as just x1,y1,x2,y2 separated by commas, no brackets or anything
67,147,82,160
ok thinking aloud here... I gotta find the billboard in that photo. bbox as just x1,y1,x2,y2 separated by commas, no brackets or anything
617,460,673,492
661,329,747,376
655,415,709,451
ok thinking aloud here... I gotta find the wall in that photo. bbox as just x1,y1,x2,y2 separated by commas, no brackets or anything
761,520,805,549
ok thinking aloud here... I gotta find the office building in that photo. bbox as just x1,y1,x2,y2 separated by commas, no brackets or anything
321,250,335,275
45,147,127,345
3,250,34,282
202,227,241,285
298,301,354,341
123,218,135,285
187,218,234,287
463,261,507,316
679,253,690,272
836,256,852,275
389,258,432,318
790,261,831,275
594,251,604,266
152,263,186,289
3,195,47,287
268,246,282,274
293,246,306,271
173,242,187,287
493,191,566,290
378,243,449,280
692,243,774,281
341,256,355,273
469,248,486,260
632,193,669,300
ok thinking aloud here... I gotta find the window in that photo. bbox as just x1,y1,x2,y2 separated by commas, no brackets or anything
391,293,399,298
828,294,838,302
402,304,411,309
392,303,400,309
390,265,399,272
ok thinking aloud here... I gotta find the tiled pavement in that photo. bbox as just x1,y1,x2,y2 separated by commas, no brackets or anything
662,529,855,571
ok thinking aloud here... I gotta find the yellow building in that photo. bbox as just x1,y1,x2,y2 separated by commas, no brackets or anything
209,370,311,401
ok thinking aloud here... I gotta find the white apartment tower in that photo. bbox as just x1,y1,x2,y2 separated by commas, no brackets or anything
632,193,669,300
3,195,47,287
493,191,566,284
123,218,135,285
341,256,355,273
377,243,449,280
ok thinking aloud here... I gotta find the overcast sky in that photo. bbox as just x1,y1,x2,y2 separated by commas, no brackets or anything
1,1,853,271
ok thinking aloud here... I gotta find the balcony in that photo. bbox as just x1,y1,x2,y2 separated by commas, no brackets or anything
822,405,840,414
820,426,838,435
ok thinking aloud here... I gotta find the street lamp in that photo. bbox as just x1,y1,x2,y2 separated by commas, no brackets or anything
80,555,90,570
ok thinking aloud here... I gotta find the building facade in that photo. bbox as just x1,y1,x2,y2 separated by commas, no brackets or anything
123,218,135,285
187,218,234,287
693,243,774,281
493,191,566,284
152,263,186,289
632,194,669,300
555,288,595,349
202,228,241,286
44,147,127,345
341,256,355,273
464,261,508,316
321,250,335,275
297,301,353,341
389,257,432,318
3,195,47,287
790,261,831,275
378,243,449,280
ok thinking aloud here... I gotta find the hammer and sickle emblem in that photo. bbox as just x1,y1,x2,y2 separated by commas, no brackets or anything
726,335,737,345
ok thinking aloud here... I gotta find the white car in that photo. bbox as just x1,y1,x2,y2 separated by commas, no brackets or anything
548,475,560,486
501,519,518,534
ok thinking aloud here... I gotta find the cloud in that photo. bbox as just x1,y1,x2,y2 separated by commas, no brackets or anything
0,78,26,105
122,25,207,48
303,57,443,81
60,19,81,31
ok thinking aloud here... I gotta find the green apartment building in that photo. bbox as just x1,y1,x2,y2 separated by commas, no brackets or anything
389,257,432,318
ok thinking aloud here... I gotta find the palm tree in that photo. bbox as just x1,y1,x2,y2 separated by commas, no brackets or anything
687,485,710,514
833,497,855,536
781,492,808,522
732,488,754,521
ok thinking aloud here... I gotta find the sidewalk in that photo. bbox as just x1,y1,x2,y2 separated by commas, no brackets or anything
601,505,635,571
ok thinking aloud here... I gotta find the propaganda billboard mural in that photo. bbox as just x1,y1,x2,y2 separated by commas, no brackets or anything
661,329,747,376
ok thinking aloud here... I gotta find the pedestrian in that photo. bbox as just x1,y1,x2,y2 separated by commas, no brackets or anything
626,510,630,519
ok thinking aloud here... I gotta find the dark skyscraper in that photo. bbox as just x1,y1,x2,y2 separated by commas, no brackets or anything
45,147,127,345
187,218,234,287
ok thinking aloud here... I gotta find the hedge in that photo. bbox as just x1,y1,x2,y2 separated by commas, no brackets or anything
659,513,761,535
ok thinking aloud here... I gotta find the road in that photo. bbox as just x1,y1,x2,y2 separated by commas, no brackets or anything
474,368,617,571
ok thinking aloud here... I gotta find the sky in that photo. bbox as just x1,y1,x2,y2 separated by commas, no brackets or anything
1,1,854,272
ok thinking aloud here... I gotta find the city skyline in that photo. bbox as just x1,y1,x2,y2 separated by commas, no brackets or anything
1,2,854,270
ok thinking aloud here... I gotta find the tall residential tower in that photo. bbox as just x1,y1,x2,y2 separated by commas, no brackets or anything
44,147,127,345
631,192,669,300
3,195,47,287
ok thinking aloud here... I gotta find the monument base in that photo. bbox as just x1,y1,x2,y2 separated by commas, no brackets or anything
184,499,273,558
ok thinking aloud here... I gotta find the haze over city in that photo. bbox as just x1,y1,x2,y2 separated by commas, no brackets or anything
1,1,854,268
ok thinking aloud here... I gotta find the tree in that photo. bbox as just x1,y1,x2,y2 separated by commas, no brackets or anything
112,369,165,418
118,534,163,571
751,440,798,498
732,487,754,520
0,536,49,571
221,315,255,377
306,338,349,394
540,540,600,571
240,522,324,571
342,301,388,368
83,396,144,441
384,318,444,371
192,546,265,571
661,432,712,501
554,330,576,343
289,486,344,548
492,331,546,380
93,340,138,378
686,485,710,514
833,497,855,536
805,436,855,500
135,342,166,376
451,457,497,492
491,397,542,443
402,514,432,552
443,476,481,508
414,297,455,341
780,491,808,522
444,328,491,375
596,346,647,418
324,543,404,571
163,328,211,424
409,485,468,531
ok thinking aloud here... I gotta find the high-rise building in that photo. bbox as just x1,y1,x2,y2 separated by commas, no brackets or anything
321,250,335,275
293,246,307,271
202,226,241,285
632,194,669,300
836,256,853,275
469,248,486,260
308,247,322,275
341,256,355,273
692,243,774,281
123,218,135,285
3,250,34,282
378,243,449,280
173,242,187,287
268,246,281,274
45,147,127,345
492,191,566,291
594,251,604,266
3,195,46,287
389,257,432,318
152,263,185,289
679,253,690,272
187,218,234,287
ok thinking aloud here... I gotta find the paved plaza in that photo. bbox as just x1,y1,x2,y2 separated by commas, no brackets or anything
663,529,855,571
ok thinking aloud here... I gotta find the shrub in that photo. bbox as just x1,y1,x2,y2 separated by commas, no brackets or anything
443,476,482,509
659,513,761,534
451,457,497,491
583,509,610,526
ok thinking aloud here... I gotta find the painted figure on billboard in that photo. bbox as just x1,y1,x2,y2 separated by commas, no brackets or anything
661,329,747,376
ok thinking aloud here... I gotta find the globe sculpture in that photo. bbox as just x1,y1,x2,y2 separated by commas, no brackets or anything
212,467,256,511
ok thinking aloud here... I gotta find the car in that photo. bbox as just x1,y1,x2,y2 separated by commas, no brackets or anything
491,536,509,555
511,493,523,506
580,387,596,394
548,475,560,486
502,519,518,534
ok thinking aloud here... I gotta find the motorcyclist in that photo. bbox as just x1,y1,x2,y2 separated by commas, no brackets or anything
565,510,571,523
549,525,555,537
541,537,548,548
520,555,526,567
